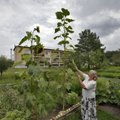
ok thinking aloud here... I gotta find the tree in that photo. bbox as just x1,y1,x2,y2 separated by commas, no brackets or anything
105,49,120,66
75,29,105,69
0,56,13,76
54,8,74,109
7,59,14,67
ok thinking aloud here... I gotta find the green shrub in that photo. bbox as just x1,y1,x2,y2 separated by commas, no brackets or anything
108,80,120,105
1,110,26,120
96,78,110,103
1,66,120,119
0,85,24,114
66,91,79,106
96,78,120,105
98,66,120,78
98,72,120,79
14,72,21,80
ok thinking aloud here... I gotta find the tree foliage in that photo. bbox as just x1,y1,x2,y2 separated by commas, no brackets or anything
105,49,120,66
0,56,13,76
75,29,105,69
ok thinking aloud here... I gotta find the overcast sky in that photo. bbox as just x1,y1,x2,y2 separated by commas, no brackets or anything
0,0,120,58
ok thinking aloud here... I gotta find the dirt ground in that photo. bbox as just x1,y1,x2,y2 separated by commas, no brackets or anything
45,104,120,120
98,104,120,120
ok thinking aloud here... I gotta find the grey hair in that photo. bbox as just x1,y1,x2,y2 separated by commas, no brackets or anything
89,70,97,75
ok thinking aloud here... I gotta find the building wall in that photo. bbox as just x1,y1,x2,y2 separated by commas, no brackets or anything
14,46,30,63
14,46,63,67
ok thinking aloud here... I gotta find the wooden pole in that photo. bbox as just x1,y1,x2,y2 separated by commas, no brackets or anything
50,102,80,120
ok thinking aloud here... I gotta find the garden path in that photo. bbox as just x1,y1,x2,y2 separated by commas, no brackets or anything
99,104,120,120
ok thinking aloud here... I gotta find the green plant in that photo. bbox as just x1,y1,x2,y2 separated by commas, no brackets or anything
108,80,120,105
54,8,74,47
14,72,21,80
96,77,120,105
0,85,25,119
66,91,79,106
75,29,105,69
19,26,44,65
1,110,26,120
1,66,120,119
54,8,74,109
0,56,13,76
98,72,120,79
96,78,110,104
17,65,58,119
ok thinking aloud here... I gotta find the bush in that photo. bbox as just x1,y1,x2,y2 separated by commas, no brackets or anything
98,66,120,78
0,56,13,76
96,78,110,104
1,110,26,120
98,72,120,79
96,78,120,105
14,72,21,80
0,85,25,119
66,91,79,106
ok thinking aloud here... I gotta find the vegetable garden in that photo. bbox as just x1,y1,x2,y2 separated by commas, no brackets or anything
0,66,120,120
0,8,120,120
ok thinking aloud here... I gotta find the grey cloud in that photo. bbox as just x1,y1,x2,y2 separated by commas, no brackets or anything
73,0,120,17
101,29,120,51
0,0,120,57
87,17,120,36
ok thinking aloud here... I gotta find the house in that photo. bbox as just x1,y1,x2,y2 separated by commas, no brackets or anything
14,45,63,68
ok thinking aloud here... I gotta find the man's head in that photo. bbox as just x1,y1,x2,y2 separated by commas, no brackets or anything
88,70,97,80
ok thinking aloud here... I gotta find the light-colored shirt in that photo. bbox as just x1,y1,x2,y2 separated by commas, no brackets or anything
82,73,96,98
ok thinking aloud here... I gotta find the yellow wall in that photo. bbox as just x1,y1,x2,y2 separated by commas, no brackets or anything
14,46,63,66
14,46,30,63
